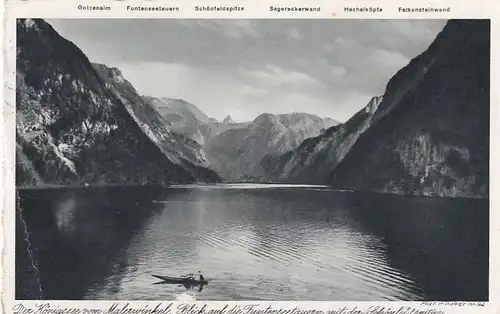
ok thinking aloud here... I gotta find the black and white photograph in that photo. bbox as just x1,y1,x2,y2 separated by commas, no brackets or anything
14,18,490,302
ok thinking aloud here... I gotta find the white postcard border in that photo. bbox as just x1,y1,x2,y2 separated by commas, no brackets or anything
2,1,499,314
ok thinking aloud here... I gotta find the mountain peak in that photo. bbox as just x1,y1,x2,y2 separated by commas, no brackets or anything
92,63,126,83
16,18,221,188
223,115,235,123
161,97,186,104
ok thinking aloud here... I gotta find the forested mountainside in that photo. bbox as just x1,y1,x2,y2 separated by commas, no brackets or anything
16,18,220,187
264,19,489,199
328,19,489,198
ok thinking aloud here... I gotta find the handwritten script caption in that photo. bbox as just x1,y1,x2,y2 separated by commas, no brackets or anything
12,302,487,314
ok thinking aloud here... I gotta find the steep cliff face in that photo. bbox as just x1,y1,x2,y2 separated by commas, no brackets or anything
92,64,219,181
262,96,382,183
142,97,252,146
205,112,338,181
16,18,220,187
328,20,489,198
142,97,211,145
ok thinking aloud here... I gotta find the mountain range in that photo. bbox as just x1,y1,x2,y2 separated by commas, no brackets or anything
15,18,220,187
264,19,490,199
142,96,250,146
15,19,489,199
205,113,338,181
142,96,339,181
327,19,489,198
262,96,383,183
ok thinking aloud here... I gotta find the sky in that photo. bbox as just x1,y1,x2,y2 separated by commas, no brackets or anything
47,19,447,122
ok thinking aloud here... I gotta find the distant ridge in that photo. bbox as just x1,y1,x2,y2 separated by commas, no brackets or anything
223,115,235,124
205,112,338,181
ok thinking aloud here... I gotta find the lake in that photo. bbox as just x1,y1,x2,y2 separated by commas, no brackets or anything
15,184,489,301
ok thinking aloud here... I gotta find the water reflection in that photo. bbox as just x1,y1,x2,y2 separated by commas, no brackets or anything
16,186,167,299
346,192,489,301
16,185,488,301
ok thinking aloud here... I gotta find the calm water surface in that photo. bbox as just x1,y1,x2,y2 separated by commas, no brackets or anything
16,184,488,301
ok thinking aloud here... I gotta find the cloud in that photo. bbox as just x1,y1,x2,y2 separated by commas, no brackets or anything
324,37,410,78
239,65,318,88
330,66,347,77
110,61,344,121
46,19,447,122
237,85,269,97
388,19,444,42
369,48,409,70
287,28,301,39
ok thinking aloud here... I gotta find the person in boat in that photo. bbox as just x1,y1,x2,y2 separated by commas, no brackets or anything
198,271,205,282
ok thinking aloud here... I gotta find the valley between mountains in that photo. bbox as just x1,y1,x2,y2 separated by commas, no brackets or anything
16,18,489,199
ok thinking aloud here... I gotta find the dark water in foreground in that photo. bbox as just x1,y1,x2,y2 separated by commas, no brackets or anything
16,184,488,301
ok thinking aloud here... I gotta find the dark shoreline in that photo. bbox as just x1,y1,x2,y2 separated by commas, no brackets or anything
15,182,489,202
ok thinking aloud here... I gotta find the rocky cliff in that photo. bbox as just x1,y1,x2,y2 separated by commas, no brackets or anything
142,96,210,145
16,18,220,187
328,19,489,198
262,96,383,183
205,112,338,181
266,19,489,199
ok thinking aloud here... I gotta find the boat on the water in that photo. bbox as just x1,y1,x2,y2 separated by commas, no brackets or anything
152,274,209,291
